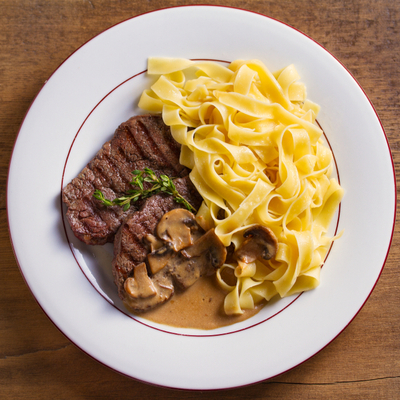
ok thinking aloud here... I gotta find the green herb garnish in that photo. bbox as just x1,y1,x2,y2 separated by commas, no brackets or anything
93,168,196,213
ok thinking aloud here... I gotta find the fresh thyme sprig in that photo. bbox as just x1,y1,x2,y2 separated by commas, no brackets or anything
93,168,196,213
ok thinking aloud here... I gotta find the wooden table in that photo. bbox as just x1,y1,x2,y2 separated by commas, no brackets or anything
1,1,399,398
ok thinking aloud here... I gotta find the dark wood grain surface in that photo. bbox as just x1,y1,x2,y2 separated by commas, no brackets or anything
1,1,399,398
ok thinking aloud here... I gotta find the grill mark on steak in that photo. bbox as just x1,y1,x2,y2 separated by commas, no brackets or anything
91,148,132,194
133,118,186,177
91,166,110,189
120,223,150,262
125,124,146,161
134,120,179,174
112,143,139,184
102,153,130,192
63,114,191,245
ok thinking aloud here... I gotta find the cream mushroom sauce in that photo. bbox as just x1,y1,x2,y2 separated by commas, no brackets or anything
123,209,227,313
123,209,278,329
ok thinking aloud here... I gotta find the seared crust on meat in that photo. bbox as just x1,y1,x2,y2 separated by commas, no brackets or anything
62,114,189,245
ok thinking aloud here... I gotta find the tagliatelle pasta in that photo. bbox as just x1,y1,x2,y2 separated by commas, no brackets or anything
138,57,344,315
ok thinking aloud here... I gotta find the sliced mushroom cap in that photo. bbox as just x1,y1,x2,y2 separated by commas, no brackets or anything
147,243,174,275
156,208,203,252
124,262,157,299
124,266,174,313
144,234,165,252
234,225,278,264
181,228,227,266
169,229,227,289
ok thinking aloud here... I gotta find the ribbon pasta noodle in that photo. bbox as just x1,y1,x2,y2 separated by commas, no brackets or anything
138,57,344,315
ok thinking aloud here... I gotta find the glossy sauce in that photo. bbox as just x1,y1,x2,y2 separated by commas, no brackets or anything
135,275,264,330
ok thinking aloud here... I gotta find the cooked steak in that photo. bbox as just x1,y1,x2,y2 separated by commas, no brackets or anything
112,176,203,302
62,114,189,245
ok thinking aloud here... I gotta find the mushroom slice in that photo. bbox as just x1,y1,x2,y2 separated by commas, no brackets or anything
124,267,174,313
234,225,278,263
144,234,165,252
124,263,157,299
147,243,174,275
181,229,227,266
169,229,227,290
156,208,203,252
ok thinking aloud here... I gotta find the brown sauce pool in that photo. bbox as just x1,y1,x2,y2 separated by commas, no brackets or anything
131,275,265,330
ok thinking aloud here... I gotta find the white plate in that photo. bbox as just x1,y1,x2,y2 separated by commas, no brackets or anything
8,6,396,390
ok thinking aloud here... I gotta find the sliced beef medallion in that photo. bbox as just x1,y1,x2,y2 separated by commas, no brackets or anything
112,176,203,306
62,114,189,245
